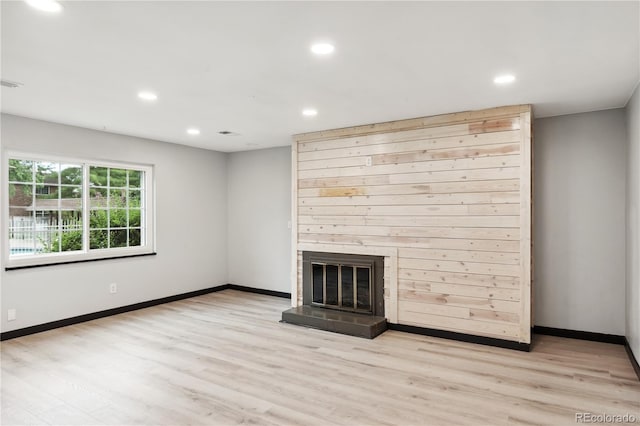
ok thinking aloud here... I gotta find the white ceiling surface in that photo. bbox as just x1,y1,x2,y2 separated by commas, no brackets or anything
2,1,639,152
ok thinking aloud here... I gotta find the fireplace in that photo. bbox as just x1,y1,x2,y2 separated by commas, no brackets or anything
282,251,387,338
303,251,384,316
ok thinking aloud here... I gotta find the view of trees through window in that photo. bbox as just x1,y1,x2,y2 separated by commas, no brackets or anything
89,166,143,249
8,157,146,257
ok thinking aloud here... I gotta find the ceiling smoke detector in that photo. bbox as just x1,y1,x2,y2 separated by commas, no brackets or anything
218,131,238,135
1,79,24,88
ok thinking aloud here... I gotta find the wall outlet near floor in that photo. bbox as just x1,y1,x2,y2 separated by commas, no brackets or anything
109,283,118,294
7,309,16,321
365,156,372,167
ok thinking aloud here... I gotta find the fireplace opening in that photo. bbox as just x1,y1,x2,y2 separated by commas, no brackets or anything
303,251,384,317
311,263,373,313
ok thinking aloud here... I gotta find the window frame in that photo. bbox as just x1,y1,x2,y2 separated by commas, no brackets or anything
4,151,155,269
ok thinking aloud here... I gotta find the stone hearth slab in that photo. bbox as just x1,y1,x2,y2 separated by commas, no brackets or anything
281,306,387,339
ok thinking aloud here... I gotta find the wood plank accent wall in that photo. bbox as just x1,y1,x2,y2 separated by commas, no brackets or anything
291,105,533,343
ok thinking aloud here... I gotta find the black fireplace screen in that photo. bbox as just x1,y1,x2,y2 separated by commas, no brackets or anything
312,262,372,312
303,251,384,317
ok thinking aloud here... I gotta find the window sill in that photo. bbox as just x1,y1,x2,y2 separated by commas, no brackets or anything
4,252,157,271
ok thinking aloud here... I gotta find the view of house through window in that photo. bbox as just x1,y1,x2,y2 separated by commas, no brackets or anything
7,155,151,263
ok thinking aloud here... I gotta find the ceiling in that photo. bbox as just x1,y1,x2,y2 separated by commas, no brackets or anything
2,1,639,152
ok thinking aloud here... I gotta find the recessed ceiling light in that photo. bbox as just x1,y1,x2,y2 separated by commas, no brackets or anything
137,91,158,101
187,128,200,136
302,108,318,117
25,0,63,13
494,74,516,85
311,43,335,55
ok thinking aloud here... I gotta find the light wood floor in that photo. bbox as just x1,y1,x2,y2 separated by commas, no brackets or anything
1,290,639,426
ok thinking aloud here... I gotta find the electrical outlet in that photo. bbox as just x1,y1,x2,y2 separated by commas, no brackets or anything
365,156,372,167
109,283,117,294
7,309,16,321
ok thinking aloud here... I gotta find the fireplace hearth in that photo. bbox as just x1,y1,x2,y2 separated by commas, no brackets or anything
282,252,387,338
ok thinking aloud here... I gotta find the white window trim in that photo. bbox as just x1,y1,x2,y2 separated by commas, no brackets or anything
3,150,156,269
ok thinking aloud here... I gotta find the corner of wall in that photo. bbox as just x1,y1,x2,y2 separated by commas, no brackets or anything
626,81,640,361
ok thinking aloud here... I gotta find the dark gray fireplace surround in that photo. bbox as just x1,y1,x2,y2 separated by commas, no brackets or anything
281,251,387,339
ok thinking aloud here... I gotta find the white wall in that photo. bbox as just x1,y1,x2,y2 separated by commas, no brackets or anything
534,110,627,335
0,114,228,332
626,84,640,358
227,147,291,293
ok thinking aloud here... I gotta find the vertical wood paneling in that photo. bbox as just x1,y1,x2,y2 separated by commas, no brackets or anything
292,105,533,343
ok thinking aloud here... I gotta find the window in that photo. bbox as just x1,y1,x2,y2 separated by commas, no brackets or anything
35,185,51,195
6,153,154,267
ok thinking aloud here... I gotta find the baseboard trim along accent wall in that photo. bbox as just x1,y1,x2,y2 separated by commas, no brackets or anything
0,284,291,341
388,323,530,352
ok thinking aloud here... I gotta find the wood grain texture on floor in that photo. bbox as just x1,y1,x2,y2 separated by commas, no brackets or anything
1,290,638,425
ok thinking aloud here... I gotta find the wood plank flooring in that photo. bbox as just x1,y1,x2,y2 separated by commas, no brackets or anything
1,290,639,425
